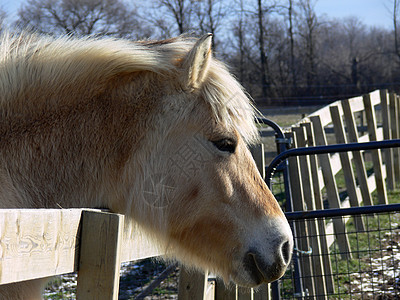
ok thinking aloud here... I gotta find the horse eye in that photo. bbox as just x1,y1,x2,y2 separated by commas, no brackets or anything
211,138,237,153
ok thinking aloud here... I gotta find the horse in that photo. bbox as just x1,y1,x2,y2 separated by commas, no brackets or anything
0,31,293,299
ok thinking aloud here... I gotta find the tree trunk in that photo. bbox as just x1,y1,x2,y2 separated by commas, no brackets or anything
257,0,268,101
288,0,297,94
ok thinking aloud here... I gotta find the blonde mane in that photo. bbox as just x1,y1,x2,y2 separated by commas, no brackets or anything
0,31,258,144
0,33,294,298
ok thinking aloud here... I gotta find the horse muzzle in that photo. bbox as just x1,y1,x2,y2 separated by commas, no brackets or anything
234,220,293,287
243,238,293,285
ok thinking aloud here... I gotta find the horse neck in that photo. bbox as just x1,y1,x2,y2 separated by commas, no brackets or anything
0,77,162,210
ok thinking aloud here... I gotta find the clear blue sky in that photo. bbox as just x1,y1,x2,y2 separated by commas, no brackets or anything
1,0,23,20
315,0,393,29
1,0,395,30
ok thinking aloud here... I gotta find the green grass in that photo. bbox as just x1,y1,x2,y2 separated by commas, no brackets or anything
263,114,306,129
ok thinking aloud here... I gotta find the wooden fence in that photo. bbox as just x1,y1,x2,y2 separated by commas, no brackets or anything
277,89,400,298
0,89,397,299
0,209,164,299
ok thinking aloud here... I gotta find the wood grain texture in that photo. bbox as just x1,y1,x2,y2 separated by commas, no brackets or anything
310,115,352,259
363,94,388,204
0,209,162,286
178,268,208,300
76,210,124,300
0,209,82,284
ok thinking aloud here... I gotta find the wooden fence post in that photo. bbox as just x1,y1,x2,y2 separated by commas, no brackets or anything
380,90,394,190
287,130,315,295
341,99,373,206
363,94,388,205
215,279,236,300
310,115,352,260
237,287,252,300
76,210,124,300
302,122,335,294
250,143,265,179
178,268,211,300
292,126,326,298
329,105,365,232
253,284,270,300
389,93,400,186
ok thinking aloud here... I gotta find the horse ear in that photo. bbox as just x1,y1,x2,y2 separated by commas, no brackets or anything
181,33,213,89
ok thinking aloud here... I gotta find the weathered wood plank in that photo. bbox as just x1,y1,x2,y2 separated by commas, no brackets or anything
0,209,82,284
215,279,236,300
76,210,124,300
380,90,394,190
359,128,383,142
253,284,270,300
178,268,209,300
390,93,400,185
250,144,265,179
330,105,365,231
341,99,373,206
237,287,252,300
287,131,305,213
302,122,335,294
348,96,365,113
293,126,326,298
369,90,381,106
0,209,162,286
310,115,352,260
397,95,400,185
287,130,316,294
120,225,161,263
205,278,216,300
363,94,387,204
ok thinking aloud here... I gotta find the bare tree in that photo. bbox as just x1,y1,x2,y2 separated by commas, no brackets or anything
391,0,400,62
255,0,279,100
343,17,367,92
192,0,229,49
287,0,297,91
257,0,268,98
10,0,400,101
17,0,150,38
153,0,194,35
297,0,318,92
232,0,247,83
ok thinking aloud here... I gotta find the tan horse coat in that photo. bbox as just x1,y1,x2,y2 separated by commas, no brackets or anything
0,32,292,299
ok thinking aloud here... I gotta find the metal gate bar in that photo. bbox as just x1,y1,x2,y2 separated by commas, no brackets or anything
266,139,400,187
285,203,400,220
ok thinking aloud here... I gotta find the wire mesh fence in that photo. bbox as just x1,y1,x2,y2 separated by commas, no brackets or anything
279,208,400,299
270,168,287,207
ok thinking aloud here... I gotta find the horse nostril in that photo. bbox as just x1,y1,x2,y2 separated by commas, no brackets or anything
243,239,293,285
280,240,292,265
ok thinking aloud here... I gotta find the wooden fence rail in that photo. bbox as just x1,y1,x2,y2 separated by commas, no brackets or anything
0,209,161,299
0,208,221,299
